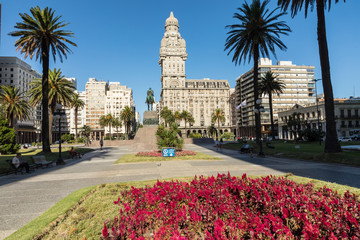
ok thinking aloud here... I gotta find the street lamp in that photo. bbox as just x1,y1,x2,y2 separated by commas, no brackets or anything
313,78,322,145
254,99,265,157
53,103,66,165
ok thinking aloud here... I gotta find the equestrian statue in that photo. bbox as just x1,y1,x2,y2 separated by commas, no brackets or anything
145,88,155,111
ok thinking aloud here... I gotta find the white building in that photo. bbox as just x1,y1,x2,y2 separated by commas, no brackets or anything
0,57,41,143
159,12,231,137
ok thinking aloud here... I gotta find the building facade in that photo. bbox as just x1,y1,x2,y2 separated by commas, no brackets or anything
0,57,41,143
278,97,360,139
236,58,316,138
159,12,231,137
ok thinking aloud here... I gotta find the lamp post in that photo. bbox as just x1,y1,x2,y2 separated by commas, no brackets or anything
313,79,322,145
54,103,66,165
254,99,265,157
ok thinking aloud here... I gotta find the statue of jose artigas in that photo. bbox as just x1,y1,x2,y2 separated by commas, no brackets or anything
145,88,155,111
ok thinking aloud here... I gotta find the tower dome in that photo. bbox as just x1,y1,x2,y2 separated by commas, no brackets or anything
165,11,179,27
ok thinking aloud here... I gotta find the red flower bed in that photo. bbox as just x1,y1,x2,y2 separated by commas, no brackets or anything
135,150,196,157
102,174,360,239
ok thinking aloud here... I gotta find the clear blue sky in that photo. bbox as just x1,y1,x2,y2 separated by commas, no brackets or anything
1,0,359,120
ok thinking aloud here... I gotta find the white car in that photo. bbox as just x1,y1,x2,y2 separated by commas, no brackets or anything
338,137,352,142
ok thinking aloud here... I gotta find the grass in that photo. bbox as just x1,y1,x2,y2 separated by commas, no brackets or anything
0,147,94,174
223,141,360,166
7,175,359,240
114,152,222,164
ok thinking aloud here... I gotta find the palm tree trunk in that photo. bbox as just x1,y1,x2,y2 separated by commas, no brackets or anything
184,120,187,138
269,93,275,138
218,119,220,138
49,111,54,144
75,108,78,142
253,45,261,145
316,0,341,153
41,46,51,152
109,124,112,139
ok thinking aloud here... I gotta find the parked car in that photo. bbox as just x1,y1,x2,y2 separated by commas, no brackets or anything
350,134,360,141
338,137,352,142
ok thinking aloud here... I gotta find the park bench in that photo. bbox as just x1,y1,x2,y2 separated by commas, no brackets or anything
5,159,36,175
31,155,53,168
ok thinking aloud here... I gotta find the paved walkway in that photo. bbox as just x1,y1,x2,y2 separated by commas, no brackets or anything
1,144,360,239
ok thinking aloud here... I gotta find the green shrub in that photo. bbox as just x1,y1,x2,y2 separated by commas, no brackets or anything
0,118,20,154
77,137,85,143
61,133,74,142
221,132,235,141
104,136,115,140
189,133,202,138
156,123,183,150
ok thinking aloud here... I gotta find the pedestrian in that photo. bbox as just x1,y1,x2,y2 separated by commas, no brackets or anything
220,138,223,151
100,138,104,150
215,138,219,151
12,153,30,173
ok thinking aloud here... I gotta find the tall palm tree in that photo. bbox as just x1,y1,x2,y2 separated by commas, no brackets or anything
71,93,85,143
120,106,135,140
99,114,114,138
174,111,182,125
28,68,75,143
0,85,31,127
225,0,290,148
160,106,174,127
112,117,122,140
277,0,343,152
211,108,226,138
9,6,76,152
259,71,285,138
181,110,193,137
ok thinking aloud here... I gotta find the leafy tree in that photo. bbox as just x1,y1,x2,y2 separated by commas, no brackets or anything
71,93,85,143
99,114,114,139
61,133,74,143
211,108,226,137
207,125,217,138
285,112,302,140
0,85,30,127
225,0,290,148
221,132,235,141
10,6,76,152
174,111,182,125
156,123,184,150
112,117,122,139
81,125,91,145
0,118,20,154
28,68,75,143
259,71,285,139
181,110,194,137
277,0,344,153
120,106,134,140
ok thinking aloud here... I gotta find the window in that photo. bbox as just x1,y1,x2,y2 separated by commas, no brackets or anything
348,109,352,118
340,109,344,117
11,68,13,72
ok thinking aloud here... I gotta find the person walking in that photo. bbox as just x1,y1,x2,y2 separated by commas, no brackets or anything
100,138,104,150
215,138,219,151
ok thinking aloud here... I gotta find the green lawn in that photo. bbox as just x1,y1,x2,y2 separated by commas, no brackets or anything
114,152,222,164
223,141,360,166
6,175,359,240
0,147,94,174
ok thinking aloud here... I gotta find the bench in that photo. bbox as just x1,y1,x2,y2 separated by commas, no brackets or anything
5,159,36,175
31,155,53,168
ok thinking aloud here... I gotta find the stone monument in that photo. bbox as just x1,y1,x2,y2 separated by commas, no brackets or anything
143,88,159,125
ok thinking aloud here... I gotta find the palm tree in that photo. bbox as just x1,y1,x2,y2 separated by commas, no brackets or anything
71,93,85,143
160,106,174,127
225,0,290,148
180,110,193,137
277,0,343,152
9,6,76,152
259,71,285,139
112,117,122,139
99,114,114,139
211,108,226,138
120,106,135,140
81,125,91,146
174,111,182,125
0,85,31,127
28,68,75,143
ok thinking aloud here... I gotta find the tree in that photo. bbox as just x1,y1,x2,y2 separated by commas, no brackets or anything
160,106,174,127
174,111,182,125
99,114,114,139
211,108,226,138
10,6,76,152
112,117,122,140
0,117,20,154
71,93,85,143
120,106,134,140
181,110,193,137
81,125,91,146
0,85,31,128
277,0,344,153
156,123,184,150
225,0,290,148
28,68,75,143
259,71,285,139
207,125,217,138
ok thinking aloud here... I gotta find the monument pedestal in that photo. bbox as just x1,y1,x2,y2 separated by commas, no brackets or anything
143,111,159,125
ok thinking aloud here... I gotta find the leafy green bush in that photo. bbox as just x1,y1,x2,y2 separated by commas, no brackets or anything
77,137,86,143
104,136,115,140
189,133,202,138
0,118,20,154
300,128,325,142
61,133,74,142
221,132,235,141
156,123,183,150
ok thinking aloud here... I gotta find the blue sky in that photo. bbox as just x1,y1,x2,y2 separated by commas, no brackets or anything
1,0,359,119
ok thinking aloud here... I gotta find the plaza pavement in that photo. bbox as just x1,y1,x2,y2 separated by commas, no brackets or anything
0,143,360,239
